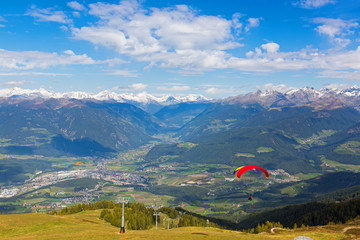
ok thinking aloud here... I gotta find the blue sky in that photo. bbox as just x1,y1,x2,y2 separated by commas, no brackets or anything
0,0,359,98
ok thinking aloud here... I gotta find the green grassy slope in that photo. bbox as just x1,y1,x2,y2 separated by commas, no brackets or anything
0,210,355,240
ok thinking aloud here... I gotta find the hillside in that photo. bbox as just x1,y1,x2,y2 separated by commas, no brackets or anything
176,103,265,140
146,104,360,175
238,197,360,229
0,98,163,156
0,210,356,239
147,125,317,174
178,102,360,141
154,102,212,129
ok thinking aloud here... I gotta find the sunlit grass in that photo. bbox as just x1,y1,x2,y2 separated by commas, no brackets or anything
0,210,354,240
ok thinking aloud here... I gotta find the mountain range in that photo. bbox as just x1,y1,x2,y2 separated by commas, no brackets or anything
0,86,360,159
0,97,163,156
144,87,360,178
3,86,360,112
0,87,210,113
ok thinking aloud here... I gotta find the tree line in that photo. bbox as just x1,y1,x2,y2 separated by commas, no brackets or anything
47,200,220,230
238,197,360,229
47,197,360,232
100,202,154,230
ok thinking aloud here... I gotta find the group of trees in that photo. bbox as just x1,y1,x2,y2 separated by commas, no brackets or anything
158,206,179,219
47,197,360,233
175,207,238,230
243,221,283,233
47,200,115,215
238,198,360,229
158,206,218,228
100,202,154,230
178,214,215,227
47,200,223,230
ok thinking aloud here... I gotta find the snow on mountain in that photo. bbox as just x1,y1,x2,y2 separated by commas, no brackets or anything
2,86,360,108
0,87,210,105
221,86,360,107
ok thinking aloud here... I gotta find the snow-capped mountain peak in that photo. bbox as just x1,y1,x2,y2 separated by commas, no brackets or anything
0,87,209,105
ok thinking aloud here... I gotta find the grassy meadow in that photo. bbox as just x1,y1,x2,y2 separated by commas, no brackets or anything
0,210,358,240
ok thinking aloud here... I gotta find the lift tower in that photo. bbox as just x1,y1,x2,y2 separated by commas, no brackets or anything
117,197,130,234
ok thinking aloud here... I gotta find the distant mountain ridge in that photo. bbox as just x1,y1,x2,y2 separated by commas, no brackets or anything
2,86,360,111
0,87,210,113
223,87,360,108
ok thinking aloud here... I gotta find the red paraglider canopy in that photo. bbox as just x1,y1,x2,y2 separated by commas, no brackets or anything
235,165,269,179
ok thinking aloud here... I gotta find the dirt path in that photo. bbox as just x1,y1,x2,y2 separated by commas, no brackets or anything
270,227,289,233
342,226,360,233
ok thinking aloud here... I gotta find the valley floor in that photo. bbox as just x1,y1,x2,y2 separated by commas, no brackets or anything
0,210,357,240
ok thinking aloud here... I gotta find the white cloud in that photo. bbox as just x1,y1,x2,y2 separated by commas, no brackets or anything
318,47,360,70
205,87,221,94
1,81,30,87
232,13,243,34
205,87,226,94
312,18,358,47
261,42,280,54
244,17,262,32
166,69,204,76
296,0,335,9
72,11,81,18
157,85,190,91
0,49,97,70
60,25,69,31
333,38,351,48
67,1,86,11
347,71,360,81
103,58,128,67
0,72,70,76
323,83,359,89
113,83,147,91
204,86,240,95
318,70,360,81
68,1,360,74
107,69,141,77
256,83,296,92
25,6,71,24
72,0,244,68
129,83,147,90
313,18,358,38
229,44,360,73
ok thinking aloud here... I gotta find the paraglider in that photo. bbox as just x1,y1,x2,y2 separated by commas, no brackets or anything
233,165,269,179
76,161,85,165
233,165,269,201
233,166,258,175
